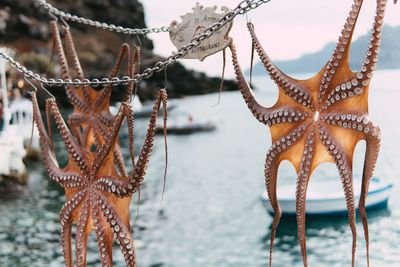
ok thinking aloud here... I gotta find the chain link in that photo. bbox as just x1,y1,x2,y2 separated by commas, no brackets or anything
34,0,171,35
1,0,271,87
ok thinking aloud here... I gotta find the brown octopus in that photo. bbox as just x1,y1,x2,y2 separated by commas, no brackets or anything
50,20,140,177
30,86,167,267
230,0,392,266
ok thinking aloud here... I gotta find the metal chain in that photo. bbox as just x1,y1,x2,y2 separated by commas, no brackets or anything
34,0,171,35
0,0,271,87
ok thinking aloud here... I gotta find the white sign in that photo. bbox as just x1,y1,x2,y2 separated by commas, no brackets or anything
169,3,233,61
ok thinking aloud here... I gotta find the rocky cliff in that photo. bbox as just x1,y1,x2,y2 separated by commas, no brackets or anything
0,0,236,103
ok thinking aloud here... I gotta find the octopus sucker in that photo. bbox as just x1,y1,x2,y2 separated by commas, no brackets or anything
230,0,390,265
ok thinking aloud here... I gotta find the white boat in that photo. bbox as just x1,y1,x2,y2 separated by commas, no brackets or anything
0,127,27,184
155,114,216,135
262,177,393,216
110,96,177,118
9,98,40,158
0,48,27,184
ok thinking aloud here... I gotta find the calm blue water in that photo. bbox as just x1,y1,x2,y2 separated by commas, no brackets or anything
0,69,400,267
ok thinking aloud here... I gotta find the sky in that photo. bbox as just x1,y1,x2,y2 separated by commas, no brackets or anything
141,0,400,78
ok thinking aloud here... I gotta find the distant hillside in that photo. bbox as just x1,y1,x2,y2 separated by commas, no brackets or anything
249,25,400,75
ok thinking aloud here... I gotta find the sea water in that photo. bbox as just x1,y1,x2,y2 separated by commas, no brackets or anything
0,69,399,267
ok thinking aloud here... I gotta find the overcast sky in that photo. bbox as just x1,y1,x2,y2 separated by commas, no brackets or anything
142,0,400,77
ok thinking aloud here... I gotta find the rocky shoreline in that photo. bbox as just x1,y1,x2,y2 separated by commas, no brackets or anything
0,0,237,104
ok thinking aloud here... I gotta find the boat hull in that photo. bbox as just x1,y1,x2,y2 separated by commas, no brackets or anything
262,178,393,216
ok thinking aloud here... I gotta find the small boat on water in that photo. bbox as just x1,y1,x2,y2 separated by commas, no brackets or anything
262,177,393,216
110,96,176,118
9,98,40,158
0,48,27,184
155,114,217,135
0,128,27,185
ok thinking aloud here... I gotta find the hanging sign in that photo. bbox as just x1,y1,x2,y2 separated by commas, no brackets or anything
169,3,233,61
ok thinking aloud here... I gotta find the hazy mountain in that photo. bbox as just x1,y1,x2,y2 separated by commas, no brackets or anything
248,25,400,75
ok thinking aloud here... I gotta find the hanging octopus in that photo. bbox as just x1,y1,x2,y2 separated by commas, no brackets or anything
50,20,141,177
230,0,393,266
30,86,167,267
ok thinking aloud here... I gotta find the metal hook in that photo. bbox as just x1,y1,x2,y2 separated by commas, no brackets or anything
245,13,251,23
24,76,38,94
60,16,70,30
49,12,58,22
134,34,142,48
164,63,169,89
40,83,56,100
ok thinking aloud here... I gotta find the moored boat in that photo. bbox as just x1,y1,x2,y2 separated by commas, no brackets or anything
0,48,27,184
9,98,40,159
262,177,393,216
155,114,216,135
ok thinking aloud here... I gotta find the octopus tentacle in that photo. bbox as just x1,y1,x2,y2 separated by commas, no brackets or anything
124,46,135,102
319,125,357,267
68,92,90,113
63,26,85,81
265,124,309,266
50,21,71,82
322,112,382,267
92,200,114,267
34,95,85,189
321,113,380,266
50,172,86,188
229,42,269,120
359,135,380,267
230,42,311,125
68,113,88,126
30,92,65,184
262,108,310,127
123,45,141,102
45,99,55,151
50,21,89,112
247,23,314,110
321,113,381,139
132,46,141,77
114,144,129,177
127,103,135,165
93,176,128,196
133,89,168,180
318,0,364,101
59,190,87,267
95,43,131,107
230,42,307,124
322,78,364,109
68,113,87,145
47,99,90,174
96,112,115,128
356,0,388,86
94,119,110,143
295,128,316,267
91,103,130,177
63,26,92,108
75,200,90,267
94,90,167,197
96,193,137,267
322,0,388,109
